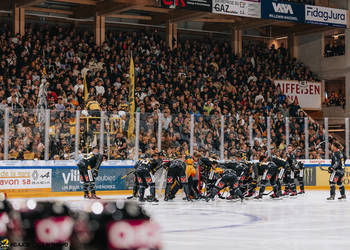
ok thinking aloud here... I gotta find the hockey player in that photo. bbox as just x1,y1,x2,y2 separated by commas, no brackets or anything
285,145,298,196
206,168,244,202
255,154,280,199
77,147,103,199
294,161,305,194
198,156,220,197
135,153,163,202
168,155,200,200
164,157,192,201
327,142,346,200
126,164,139,200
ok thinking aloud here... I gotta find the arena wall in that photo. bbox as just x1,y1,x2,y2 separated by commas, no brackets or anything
0,160,348,198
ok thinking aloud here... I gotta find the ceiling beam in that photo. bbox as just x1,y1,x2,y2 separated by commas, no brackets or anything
26,7,73,15
74,1,133,18
107,14,151,20
15,0,44,8
49,0,97,5
151,9,209,25
111,0,153,4
193,18,236,23
133,6,170,13
235,19,278,30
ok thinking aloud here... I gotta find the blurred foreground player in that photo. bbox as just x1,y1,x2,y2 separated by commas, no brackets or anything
327,142,346,200
77,147,103,199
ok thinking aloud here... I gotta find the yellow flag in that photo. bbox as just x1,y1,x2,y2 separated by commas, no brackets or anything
83,71,88,102
128,56,135,139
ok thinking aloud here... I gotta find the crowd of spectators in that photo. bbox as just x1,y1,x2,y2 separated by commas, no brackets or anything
324,91,345,108
0,22,327,161
324,37,345,57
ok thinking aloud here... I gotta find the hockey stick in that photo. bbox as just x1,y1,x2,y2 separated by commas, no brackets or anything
121,170,135,179
262,190,273,196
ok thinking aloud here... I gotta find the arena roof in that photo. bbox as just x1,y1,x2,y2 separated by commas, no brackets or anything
0,0,339,37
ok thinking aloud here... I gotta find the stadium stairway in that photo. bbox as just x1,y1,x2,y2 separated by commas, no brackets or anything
306,106,346,146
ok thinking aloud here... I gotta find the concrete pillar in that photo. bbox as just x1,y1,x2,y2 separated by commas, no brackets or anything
173,23,177,49
166,21,173,50
344,29,350,63
166,22,177,50
95,15,105,46
232,27,242,57
13,8,25,36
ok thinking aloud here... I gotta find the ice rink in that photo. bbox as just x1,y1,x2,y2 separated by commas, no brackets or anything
8,191,350,250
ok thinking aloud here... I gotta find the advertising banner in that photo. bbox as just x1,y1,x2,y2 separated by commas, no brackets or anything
261,0,305,23
274,80,321,110
305,5,347,28
212,0,261,18
160,0,212,12
0,169,51,190
51,167,128,192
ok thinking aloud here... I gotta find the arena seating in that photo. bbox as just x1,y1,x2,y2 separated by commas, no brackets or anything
0,24,327,160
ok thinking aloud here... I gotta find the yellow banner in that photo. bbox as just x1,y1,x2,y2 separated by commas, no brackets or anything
128,56,135,139
84,71,88,102
316,167,350,187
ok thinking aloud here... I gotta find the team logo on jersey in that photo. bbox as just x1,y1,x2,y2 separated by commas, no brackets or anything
217,182,224,188
146,178,152,183
137,177,142,183
266,174,271,180
167,177,173,183
180,176,187,183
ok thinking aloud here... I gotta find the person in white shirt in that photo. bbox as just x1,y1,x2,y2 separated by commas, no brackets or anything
95,80,105,96
255,92,264,104
74,79,84,93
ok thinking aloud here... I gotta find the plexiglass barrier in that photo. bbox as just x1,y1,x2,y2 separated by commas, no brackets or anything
0,108,347,160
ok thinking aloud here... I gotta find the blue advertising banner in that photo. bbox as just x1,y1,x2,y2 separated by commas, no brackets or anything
51,167,129,192
261,0,305,23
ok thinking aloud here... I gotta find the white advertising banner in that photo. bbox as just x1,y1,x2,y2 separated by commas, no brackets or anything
0,169,51,189
274,80,321,110
305,5,347,28
212,0,261,18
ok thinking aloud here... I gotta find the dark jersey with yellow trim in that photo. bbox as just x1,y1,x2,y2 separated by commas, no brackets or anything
331,150,346,172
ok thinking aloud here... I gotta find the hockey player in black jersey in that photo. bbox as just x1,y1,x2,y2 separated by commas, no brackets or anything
198,156,220,197
135,153,163,202
327,142,346,200
294,161,305,194
206,168,244,202
164,157,192,201
284,145,298,196
77,147,103,199
255,154,280,199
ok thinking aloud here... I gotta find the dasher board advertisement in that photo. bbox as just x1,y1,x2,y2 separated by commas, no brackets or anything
0,169,51,189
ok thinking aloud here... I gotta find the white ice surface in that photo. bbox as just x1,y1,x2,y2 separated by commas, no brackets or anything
8,191,350,250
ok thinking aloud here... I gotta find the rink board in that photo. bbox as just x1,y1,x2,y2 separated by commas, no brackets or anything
0,160,349,197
